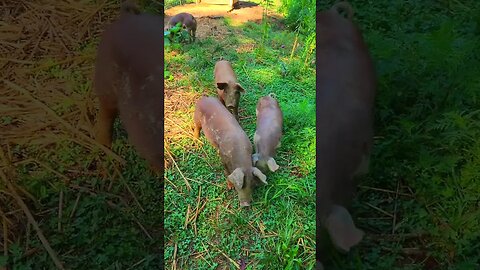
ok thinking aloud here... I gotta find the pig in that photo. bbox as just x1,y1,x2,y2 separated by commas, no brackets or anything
166,12,197,42
316,0,376,260
193,96,267,207
252,94,283,174
214,60,245,121
93,1,164,172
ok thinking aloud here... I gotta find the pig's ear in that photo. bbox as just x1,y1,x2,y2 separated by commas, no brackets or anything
252,153,260,165
267,158,279,172
235,83,245,92
227,168,244,189
252,167,267,185
216,82,228,90
325,205,364,253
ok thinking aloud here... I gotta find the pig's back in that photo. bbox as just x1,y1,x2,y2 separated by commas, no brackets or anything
214,61,236,82
197,97,248,148
256,106,282,155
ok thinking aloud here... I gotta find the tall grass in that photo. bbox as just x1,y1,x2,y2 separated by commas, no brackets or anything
164,0,195,10
278,0,315,69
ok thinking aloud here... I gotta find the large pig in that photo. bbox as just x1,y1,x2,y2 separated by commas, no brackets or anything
193,96,267,207
214,60,245,122
93,2,163,172
316,0,376,259
252,94,283,174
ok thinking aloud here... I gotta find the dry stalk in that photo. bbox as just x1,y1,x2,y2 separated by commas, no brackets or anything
3,80,124,164
0,170,65,270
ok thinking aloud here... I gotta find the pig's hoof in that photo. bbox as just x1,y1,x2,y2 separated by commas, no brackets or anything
227,181,234,190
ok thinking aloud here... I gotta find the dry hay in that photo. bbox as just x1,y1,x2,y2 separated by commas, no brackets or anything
0,0,126,263
164,78,203,167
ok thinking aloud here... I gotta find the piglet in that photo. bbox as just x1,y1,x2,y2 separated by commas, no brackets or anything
93,2,163,172
316,1,376,258
193,96,267,207
252,94,283,174
214,60,245,121
166,12,197,42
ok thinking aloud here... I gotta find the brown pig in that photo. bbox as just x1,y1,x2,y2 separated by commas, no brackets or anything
166,12,197,42
316,1,376,259
93,2,163,172
193,96,267,207
214,60,245,121
252,94,283,174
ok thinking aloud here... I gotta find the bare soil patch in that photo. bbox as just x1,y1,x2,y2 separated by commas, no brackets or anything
164,1,283,26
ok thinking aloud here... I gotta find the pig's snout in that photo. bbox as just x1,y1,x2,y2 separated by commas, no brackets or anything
240,201,251,207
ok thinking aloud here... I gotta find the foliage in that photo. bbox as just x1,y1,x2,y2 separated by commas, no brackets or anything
317,0,480,269
277,0,315,70
164,22,191,80
278,0,315,35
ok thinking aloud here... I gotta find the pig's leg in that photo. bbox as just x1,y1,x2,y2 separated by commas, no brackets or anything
193,109,202,139
233,106,239,122
223,165,234,190
95,96,118,148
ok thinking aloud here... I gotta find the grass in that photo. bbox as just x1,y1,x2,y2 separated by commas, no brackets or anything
316,0,480,269
163,6,316,269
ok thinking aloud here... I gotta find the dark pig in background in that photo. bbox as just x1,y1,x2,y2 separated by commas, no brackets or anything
165,12,197,42
316,0,376,261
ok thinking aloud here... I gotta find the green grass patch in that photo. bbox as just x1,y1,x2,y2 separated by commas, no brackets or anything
164,12,315,269
317,0,480,269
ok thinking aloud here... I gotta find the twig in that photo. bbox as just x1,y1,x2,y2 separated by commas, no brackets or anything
392,179,400,234
0,170,65,270
200,241,214,267
2,215,7,257
172,242,178,270
364,202,394,218
0,57,35,64
25,221,31,251
170,153,192,191
289,32,299,61
358,185,413,197
131,214,153,240
58,190,63,232
69,192,82,219
113,166,145,212
208,242,240,269
127,257,147,270
184,205,191,229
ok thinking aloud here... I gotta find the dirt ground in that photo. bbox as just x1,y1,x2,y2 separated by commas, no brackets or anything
164,1,283,28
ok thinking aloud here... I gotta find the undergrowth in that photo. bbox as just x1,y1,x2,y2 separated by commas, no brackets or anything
318,1,480,269
164,5,316,269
